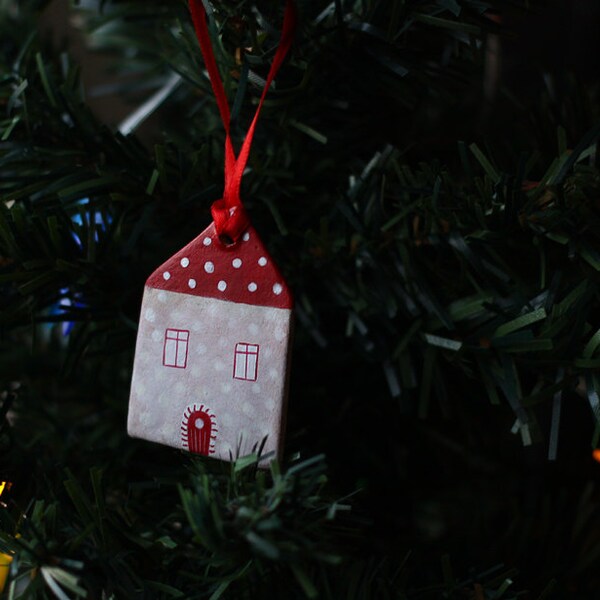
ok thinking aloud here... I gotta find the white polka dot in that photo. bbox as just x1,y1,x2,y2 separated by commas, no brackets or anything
196,343,207,355
275,327,286,342
188,279,197,289
252,383,261,394
258,257,267,267
144,308,156,322
192,321,203,332
204,261,215,274
151,330,162,342
203,237,212,246
214,360,225,372
139,411,157,428
232,258,242,269
242,232,250,242
273,283,283,295
157,291,168,303
218,280,227,292
180,257,190,268
175,381,186,395
269,368,279,380
160,424,173,438
242,402,253,415
265,398,276,411
221,382,232,393
158,392,173,408
163,271,171,280
194,418,205,429
248,323,259,335
248,282,258,292
222,412,233,427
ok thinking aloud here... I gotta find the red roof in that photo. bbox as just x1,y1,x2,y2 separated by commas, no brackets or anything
146,223,293,310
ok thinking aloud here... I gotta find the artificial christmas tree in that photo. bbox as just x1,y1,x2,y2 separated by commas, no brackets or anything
1,0,600,598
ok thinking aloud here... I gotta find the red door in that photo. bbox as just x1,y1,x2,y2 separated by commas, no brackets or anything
181,405,216,455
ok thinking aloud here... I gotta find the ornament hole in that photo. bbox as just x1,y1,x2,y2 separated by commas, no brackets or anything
195,418,205,429
218,234,235,247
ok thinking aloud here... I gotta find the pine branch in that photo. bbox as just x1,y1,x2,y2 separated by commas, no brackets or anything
1,1,600,597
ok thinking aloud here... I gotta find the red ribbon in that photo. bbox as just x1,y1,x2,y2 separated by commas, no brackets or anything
188,0,297,243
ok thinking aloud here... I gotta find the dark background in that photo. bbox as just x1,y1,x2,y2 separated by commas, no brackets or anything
4,1,600,597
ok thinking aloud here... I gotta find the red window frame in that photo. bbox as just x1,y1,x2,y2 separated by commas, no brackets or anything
163,328,190,369
233,343,260,381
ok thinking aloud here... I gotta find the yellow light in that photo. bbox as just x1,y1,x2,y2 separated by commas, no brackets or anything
0,482,15,592
0,552,12,593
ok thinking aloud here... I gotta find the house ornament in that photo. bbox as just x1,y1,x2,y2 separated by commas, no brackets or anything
128,0,297,464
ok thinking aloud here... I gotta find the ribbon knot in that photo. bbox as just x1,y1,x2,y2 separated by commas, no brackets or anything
211,200,249,245
189,0,297,245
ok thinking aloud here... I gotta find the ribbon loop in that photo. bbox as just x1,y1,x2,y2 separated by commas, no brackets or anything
188,0,297,243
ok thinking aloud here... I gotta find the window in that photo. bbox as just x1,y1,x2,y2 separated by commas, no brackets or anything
233,343,260,381
163,329,190,368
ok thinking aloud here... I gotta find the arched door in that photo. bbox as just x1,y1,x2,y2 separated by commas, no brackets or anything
181,404,217,455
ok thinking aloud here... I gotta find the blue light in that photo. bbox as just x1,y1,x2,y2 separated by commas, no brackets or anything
70,197,112,249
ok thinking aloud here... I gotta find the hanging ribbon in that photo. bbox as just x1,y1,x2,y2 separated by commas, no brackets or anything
188,0,297,244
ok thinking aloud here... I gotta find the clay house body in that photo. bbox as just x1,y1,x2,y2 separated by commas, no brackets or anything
128,223,293,461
